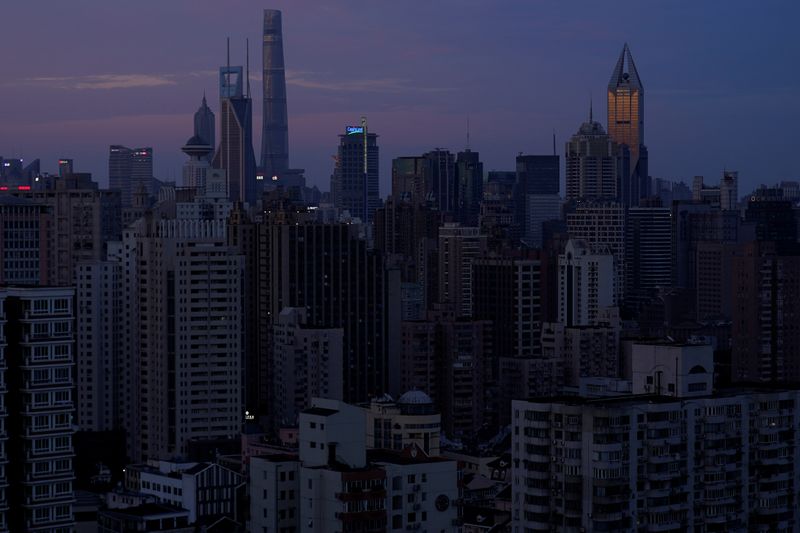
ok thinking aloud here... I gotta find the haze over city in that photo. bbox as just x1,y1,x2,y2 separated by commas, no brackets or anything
2,0,799,193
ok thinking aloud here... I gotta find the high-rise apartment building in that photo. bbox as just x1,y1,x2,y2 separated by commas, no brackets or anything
75,260,124,432
213,65,257,205
566,202,625,302
437,223,486,317
607,43,648,204
558,239,615,326
272,308,344,427
121,216,243,460
732,241,800,383
260,9,289,179
1,287,76,532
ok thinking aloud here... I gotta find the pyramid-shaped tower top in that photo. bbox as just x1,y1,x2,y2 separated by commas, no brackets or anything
608,43,643,91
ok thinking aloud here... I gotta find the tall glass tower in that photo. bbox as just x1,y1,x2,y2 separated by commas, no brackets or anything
607,43,648,204
261,9,289,179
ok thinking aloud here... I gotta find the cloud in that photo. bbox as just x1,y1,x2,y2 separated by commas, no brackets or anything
24,73,177,90
285,70,452,94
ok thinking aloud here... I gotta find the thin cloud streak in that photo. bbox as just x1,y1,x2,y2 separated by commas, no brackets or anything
23,74,177,90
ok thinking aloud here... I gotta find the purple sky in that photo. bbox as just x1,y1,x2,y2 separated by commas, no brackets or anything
2,0,799,195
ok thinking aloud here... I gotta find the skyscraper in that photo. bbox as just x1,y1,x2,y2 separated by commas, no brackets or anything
260,9,289,179
193,94,215,161
330,123,379,223
213,64,257,205
455,149,483,227
109,145,155,206
607,43,648,204
565,114,627,203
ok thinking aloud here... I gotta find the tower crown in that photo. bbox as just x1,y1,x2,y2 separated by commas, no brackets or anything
608,43,643,91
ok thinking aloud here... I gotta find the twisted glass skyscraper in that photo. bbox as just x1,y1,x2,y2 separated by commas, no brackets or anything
261,9,289,178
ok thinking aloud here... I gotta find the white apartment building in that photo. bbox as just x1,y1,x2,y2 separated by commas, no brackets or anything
558,239,615,326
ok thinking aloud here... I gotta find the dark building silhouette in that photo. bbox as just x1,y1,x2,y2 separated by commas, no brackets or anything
193,95,215,162
330,124,379,223
213,65,257,205
455,150,483,227
260,9,289,179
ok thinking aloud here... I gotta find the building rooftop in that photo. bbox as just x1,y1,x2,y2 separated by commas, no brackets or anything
302,406,339,417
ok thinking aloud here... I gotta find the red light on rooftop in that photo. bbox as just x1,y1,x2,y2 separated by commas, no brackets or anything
0,186,8,191
17,185,31,191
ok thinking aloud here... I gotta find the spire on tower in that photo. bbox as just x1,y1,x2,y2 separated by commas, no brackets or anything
608,43,643,90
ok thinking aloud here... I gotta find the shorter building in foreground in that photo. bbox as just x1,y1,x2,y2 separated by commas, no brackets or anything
107,460,245,527
512,345,800,533
249,398,459,533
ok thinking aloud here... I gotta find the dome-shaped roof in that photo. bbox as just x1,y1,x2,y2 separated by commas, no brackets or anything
577,120,606,136
184,135,210,147
398,390,433,405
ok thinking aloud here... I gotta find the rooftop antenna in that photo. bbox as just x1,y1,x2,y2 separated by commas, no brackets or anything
589,94,593,123
552,130,556,156
246,38,251,98
466,116,471,150
226,37,231,89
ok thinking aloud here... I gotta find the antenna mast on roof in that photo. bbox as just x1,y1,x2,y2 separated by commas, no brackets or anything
246,38,251,98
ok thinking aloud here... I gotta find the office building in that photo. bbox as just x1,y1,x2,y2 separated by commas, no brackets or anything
193,95,215,161
108,146,154,207
565,113,627,203
391,156,427,204
524,194,561,248
424,149,457,215
260,220,399,409
0,196,51,285
456,149,484,227
330,124,379,223
11,173,121,286
212,65,257,205
624,203,672,307
558,239,615,326
272,307,344,428
1,287,76,532
515,154,559,242
260,9,290,179
607,43,649,204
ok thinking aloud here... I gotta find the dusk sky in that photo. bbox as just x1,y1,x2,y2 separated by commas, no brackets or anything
2,0,799,194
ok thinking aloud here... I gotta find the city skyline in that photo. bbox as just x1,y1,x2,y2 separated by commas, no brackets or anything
2,1,799,194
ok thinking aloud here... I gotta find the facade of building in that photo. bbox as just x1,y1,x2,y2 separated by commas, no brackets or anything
272,307,344,428
121,216,243,461
193,95,215,159
109,145,154,207
212,65,257,205
2,287,76,532
607,43,648,205
565,117,625,203
557,239,615,327
625,204,672,307
456,149,484,227
438,223,486,317
0,196,51,285
330,126,379,224
249,398,458,533
365,391,442,457
261,9,290,179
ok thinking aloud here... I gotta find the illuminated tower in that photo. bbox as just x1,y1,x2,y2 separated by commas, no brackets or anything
607,43,648,204
261,9,289,179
